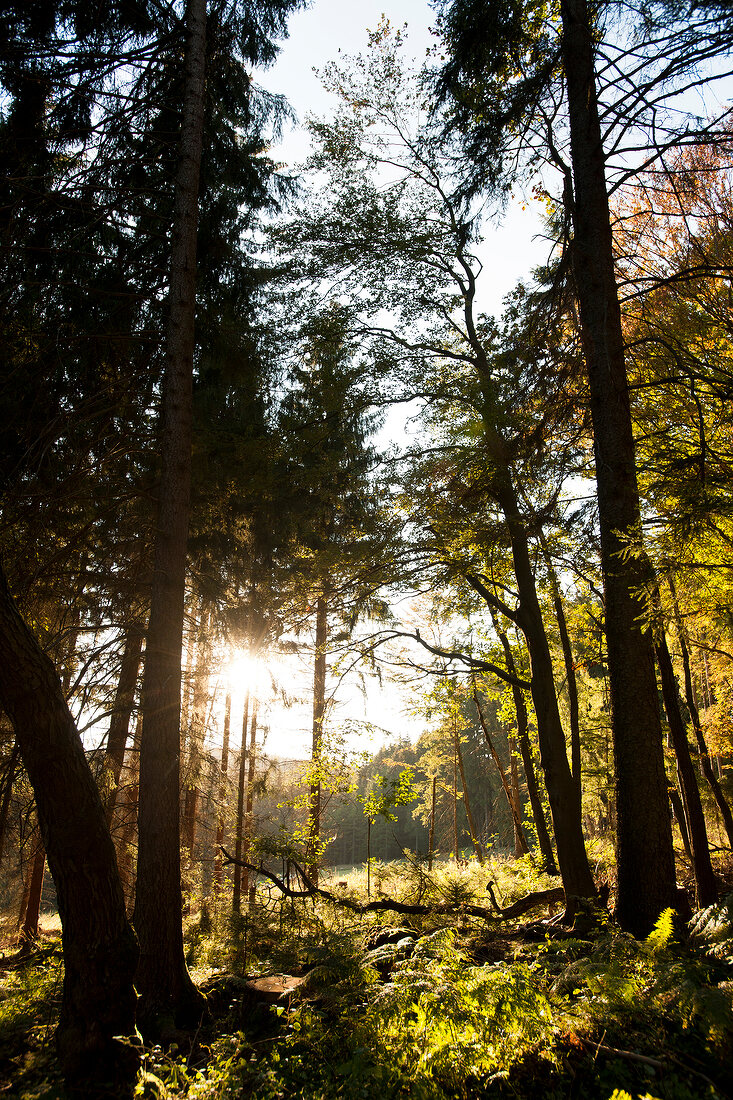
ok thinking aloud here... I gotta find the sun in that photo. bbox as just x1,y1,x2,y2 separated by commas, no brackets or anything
224,649,269,697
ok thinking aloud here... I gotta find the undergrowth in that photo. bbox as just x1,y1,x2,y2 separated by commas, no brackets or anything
1,860,731,1100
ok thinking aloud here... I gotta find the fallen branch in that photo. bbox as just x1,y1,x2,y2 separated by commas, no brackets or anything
577,1037,721,1092
221,849,564,922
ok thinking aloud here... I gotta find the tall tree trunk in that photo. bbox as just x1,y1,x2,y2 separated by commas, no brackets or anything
493,475,594,900
308,592,328,884
19,837,45,947
214,691,231,892
428,775,437,870
670,579,733,848
182,601,210,858
538,538,582,794
241,702,259,907
0,740,19,867
454,721,484,863
560,0,676,935
656,627,717,906
498,631,558,874
0,566,138,1085
104,623,144,822
508,731,525,858
232,688,250,913
134,0,207,1031
670,785,693,863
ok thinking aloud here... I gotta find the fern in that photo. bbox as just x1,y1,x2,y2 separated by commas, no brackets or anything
645,907,675,954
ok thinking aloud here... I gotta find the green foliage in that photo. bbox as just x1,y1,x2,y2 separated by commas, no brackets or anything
0,945,64,1095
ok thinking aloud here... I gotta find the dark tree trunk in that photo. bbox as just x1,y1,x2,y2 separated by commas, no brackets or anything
19,838,45,946
0,566,138,1085
241,702,259,908
104,623,144,822
214,691,231,892
656,628,717,906
499,632,559,874
308,593,328,884
670,785,692,862
560,0,676,935
232,689,250,914
508,731,525,858
0,740,20,867
428,775,437,870
494,476,594,900
134,0,207,1031
670,580,733,848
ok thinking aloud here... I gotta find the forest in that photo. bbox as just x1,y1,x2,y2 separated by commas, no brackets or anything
1,0,733,1096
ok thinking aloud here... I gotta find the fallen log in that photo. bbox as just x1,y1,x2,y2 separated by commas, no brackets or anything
221,850,565,922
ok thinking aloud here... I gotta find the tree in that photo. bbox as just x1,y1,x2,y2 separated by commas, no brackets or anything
430,0,733,932
0,566,138,1086
362,768,415,896
133,0,304,1030
275,304,394,883
279,37,595,901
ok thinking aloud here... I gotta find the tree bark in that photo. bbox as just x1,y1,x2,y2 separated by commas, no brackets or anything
241,702,259,908
232,689,250,914
0,565,138,1085
104,623,144,822
498,631,559,874
493,475,594,899
134,0,207,1031
656,628,717,906
19,837,45,946
0,740,20,867
560,0,676,935
670,579,733,848
214,691,231,892
308,592,328,884
669,784,692,863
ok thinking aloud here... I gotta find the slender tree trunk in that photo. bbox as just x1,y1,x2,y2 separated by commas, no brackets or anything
0,566,138,1085
0,741,19,867
498,632,559,874
19,838,45,946
241,703,259,908
473,688,529,856
453,724,459,858
454,723,483,863
494,476,594,899
134,0,207,1031
182,602,210,858
428,775,437,871
656,627,717,906
670,580,733,848
104,623,144,822
508,731,525,858
670,785,693,862
560,0,676,935
309,592,328,884
214,691,231,892
232,689,250,914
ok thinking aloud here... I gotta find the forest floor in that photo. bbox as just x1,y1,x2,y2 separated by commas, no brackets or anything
1,855,733,1100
